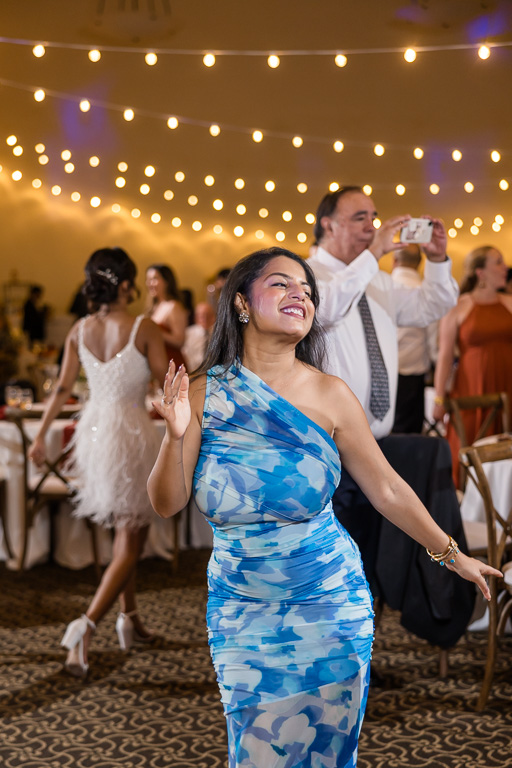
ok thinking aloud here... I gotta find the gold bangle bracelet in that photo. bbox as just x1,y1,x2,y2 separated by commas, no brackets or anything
433,396,445,406
426,536,460,566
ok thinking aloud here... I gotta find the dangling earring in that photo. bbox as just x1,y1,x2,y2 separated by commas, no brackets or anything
238,311,249,324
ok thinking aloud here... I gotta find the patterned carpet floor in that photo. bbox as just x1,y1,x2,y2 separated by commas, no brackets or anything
1,550,511,768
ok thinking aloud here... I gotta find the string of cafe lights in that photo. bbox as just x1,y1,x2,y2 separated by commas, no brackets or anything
1,135,508,242
0,75,509,164
1,35,511,63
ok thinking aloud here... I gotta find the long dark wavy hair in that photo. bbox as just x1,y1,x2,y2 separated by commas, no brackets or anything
194,247,326,377
83,247,138,310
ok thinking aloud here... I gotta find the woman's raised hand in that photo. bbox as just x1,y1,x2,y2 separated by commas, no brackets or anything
152,361,191,440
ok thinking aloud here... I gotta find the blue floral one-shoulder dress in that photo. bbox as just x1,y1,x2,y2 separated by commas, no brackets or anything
193,365,374,768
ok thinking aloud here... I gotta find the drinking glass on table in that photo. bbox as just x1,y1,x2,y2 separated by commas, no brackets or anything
20,389,34,410
5,385,22,407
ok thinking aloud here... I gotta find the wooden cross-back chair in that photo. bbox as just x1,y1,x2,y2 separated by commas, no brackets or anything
459,437,512,710
445,392,510,489
5,408,101,579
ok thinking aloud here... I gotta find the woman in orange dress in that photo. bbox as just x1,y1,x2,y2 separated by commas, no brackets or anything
433,246,512,486
145,264,188,367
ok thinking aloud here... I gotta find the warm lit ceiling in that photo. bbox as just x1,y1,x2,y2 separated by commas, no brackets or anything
1,0,511,292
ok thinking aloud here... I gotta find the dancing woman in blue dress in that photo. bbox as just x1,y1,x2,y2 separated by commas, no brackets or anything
148,247,499,768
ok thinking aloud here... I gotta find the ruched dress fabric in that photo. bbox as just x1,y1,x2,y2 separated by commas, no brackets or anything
447,301,512,487
71,315,162,529
193,364,374,768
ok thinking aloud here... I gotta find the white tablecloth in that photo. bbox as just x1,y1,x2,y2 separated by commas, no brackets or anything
459,437,512,525
0,417,212,570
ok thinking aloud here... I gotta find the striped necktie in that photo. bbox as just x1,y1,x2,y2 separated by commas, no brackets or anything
357,293,390,421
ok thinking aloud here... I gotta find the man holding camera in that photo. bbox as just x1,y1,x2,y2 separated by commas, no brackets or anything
307,186,457,440
307,186,472,653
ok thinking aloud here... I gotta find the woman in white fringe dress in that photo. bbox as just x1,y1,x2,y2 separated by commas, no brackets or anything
29,247,168,677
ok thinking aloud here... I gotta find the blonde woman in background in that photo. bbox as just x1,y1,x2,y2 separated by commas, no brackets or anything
433,245,512,486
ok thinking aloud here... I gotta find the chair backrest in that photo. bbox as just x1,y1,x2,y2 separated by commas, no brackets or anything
5,407,81,499
446,392,509,488
459,438,512,570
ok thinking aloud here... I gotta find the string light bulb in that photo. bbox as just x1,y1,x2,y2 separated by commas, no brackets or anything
404,48,416,63
478,45,491,60
61,150,72,161
144,165,156,177
118,161,128,172
6,135,17,146
464,181,474,193
454,218,463,228
491,150,501,162
123,108,134,121
234,178,245,190
188,195,198,206
79,99,91,112
305,213,315,224
292,136,303,148
89,156,100,167
203,53,216,67
145,52,158,66
255,230,265,239
297,183,308,193
333,141,344,153
276,231,286,242
140,184,150,195
252,130,263,143
329,182,340,192
209,124,221,137
429,184,440,195
175,171,185,182
115,177,126,188
234,226,244,237
297,233,307,243
35,143,45,153
452,149,462,162
395,184,406,196
51,185,61,195
282,211,292,222
374,144,385,156
259,208,269,218
499,179,509,190
213,199,223,210
413,147,424,159
88,49,101,62
34,89,46,102
267,55,280,68
32,45,45,58
90,196,101,208
163,190,174,200
213,225,223,234
495,214,505,224
264,180,275,192
204,175,215,186
236,204,247,215
64,163,75,173
334,54,347,67
12,146,23,156
363,185,373,196
473,217,483,226
171,217,181,227
167,116,179,129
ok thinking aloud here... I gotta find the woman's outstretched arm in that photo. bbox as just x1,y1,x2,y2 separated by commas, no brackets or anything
325,375,502,600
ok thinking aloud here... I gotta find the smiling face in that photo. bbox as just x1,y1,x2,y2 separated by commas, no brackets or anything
235,255,315,342
145,268,167,301
477,248,508,291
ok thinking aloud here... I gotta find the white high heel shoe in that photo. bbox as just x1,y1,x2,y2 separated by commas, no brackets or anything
61,614,96,678
116,610,153,650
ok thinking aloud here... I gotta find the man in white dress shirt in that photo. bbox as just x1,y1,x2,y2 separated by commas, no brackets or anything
391,244,439,434
307,186,459,591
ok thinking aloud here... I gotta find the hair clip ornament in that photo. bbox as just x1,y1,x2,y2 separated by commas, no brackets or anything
96,268,119,285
